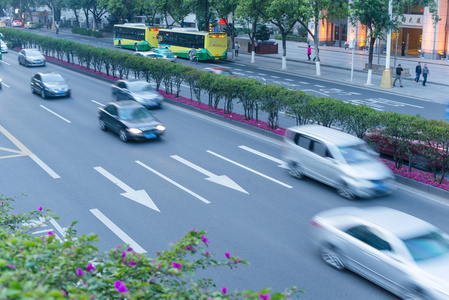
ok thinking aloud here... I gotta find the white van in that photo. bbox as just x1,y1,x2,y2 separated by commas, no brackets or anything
281,125,395,199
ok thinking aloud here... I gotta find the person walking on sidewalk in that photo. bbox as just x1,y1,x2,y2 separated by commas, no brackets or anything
422,64,430,86
235,42,240,57
401,42,406,56
414,62,422,83
393,64,403,87
307,45,311,60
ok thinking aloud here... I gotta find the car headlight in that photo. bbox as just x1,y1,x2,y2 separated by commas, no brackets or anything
158,95,164,101
128,128,142,134
156,125,166,131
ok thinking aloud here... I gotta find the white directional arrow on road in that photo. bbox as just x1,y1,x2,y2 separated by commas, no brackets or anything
238,145,289,169
94,166,160,212
171,155,248,194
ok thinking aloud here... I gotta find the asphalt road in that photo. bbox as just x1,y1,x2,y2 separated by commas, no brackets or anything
2,48,449,299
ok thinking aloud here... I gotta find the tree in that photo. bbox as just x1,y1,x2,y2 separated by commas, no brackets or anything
349,0,438,84
255,0,301,69
0,196,303,299
63,0,83,27
235,0,262,63
100,0,143,23
296,0,348,76
88,0,108,30
38,0,66,24
214,0,239,59
187,0,214,31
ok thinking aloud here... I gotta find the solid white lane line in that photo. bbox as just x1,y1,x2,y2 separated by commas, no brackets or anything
29,154,61,179
91,100,105,107
206,150,293,188
0,61,11,65
90,208,146,254
39,105,71,123
238,145,288,169
1,82,10,88
136,160,211,204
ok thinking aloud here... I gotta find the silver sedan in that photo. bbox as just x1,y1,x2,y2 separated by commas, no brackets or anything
311,206,449,299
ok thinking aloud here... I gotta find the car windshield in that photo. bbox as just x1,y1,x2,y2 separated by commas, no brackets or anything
26,50,42,56
126,82,154,92
338,144,375,164
218,70,233,76
119,107,154,121
402,231,449,262
42,74,65,83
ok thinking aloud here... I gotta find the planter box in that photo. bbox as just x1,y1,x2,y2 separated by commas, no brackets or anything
247,44,278,54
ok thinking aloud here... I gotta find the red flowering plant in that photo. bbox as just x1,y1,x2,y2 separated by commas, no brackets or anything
0,196,303,299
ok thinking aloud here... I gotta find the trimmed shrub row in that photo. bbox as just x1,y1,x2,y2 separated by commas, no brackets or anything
1,27,448,183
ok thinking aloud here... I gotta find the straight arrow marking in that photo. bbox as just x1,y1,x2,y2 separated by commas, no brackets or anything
238,145,288,169
171,155,248,194
94,166,160,212
135,161,211,204
207,150,293,189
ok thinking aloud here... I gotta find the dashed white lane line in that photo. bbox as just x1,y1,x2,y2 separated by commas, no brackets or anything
206,150,293,188
40,105,71,123
29,155,61,179
0,61,11,65
238,145,288,169
1,82,10,88
91,100,105,107
285,79,294,81
246,70,255,73
271,76,280,79
90,208,147,254
314,84,325,88
257,73,267,76
299,81,309,84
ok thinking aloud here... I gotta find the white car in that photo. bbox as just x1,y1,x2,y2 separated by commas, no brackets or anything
311,206,449,300
0,40,8,53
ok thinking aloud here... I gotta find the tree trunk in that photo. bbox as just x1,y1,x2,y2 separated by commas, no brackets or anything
83,9,89,29
282,33,287,69
314,20,321,76
366,36,376,85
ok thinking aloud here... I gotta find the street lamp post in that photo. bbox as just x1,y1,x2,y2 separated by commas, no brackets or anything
380,0,393,89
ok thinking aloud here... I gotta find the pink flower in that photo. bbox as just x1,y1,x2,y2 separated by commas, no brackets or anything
186,245,192,250
121,252,126,258
76,268,85,277
221,287,227,294
6,264,15,269
171,261,182,269
127,247,133,252
115,280,129,293
225,252,231,259
38,207,43,211
129,261,136,266
87,262,95,272
48,231,54,235
259,293,271,300
201,235,209,244
205,251,210,256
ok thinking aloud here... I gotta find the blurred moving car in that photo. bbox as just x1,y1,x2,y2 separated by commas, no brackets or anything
0,78,2,89
12,20,23,27
311,206,449,300
31,72,71,98
24,21,38,29
134,47,177,62
281,125,395,199
98,101,166,142
18,49,46,67
203,67,235,76
112,80,163,109
0,40,7,53
0,21,6,28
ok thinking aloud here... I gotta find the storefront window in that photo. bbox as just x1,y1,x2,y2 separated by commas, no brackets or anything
404,5,424,15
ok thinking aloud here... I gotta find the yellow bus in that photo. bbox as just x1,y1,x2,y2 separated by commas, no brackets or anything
157,29,227,61
113,24,160,51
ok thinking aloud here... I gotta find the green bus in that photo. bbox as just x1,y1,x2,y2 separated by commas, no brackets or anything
113,24,160,51
157,29,227,61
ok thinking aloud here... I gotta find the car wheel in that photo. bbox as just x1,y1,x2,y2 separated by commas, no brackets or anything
134,43,138,51
25,61,29,67
337,182,355,200
288,161,303,179
99,119,107,131
18,58,21,65
119,129,128,142
41,89,46,99
321,245,345,270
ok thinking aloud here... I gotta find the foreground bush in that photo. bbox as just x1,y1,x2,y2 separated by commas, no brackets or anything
0,197,302,299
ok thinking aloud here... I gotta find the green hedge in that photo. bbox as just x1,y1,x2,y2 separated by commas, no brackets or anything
274,34,307,43
1,27,448,183
71,27,104,38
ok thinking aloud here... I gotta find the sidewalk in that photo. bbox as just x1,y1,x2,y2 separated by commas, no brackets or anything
231,38,449,105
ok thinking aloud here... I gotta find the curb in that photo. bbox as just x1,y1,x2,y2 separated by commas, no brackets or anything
39,50,449,200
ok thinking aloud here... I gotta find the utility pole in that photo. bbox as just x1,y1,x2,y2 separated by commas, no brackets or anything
380,0,393,89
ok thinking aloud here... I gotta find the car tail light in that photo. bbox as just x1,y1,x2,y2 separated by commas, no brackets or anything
310,219,324,230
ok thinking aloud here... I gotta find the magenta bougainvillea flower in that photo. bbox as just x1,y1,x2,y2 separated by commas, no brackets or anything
129,261,136,266
201,235,209,244
38,207,43,211
259,293,271,300
6,264,15,269
171,262,182,269
76,268,85,277
221,287,227,294
87,262,95,272
114,280,129,293
225,252,231,259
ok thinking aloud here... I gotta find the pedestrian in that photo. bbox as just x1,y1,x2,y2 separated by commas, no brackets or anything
235,41,240,57
401,41,405,56
414,62,421,83
307,44,311,61
393,64,403,87
422,64,430,86
253,40,258,53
